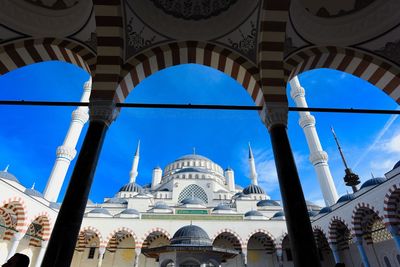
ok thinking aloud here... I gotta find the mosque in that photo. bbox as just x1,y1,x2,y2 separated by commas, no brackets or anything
1,0,400,266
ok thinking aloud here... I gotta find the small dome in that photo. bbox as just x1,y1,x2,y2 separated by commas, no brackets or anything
154,201,170,209
243,184,265,195
180,197,205,205
337,193,355,203
0,171,20,183
177,154,211,161
360,177,386,189
120,209,140,215
245,210,264,217
308,210,319,217
159,188,170,192
257,200,280,207
171,225,212,246
119,182,143,193
272,211,285,218
88,208,112,216
319,207,332,214
213,204,232,211
105,198,128,204
25,188,44,198
393,160,400,170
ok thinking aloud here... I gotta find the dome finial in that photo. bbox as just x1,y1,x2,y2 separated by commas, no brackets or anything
331,127,360,193
31,182,35,190
193,147,196,155
3,164,9,172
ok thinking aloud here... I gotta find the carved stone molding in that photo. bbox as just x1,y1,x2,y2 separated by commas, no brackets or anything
262,104,289,131
89,100,119,126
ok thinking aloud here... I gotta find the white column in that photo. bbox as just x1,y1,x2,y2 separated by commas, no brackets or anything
97,246,106,267
289,76,339,206
151,167,162,189
225,168,235,192
7,232,24,260
43,78,91,202
34,240,48,267
134,248,141,267
276,248,283,267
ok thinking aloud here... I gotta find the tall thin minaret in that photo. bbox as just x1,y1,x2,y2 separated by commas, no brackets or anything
331,127,360,193
290,76,339,206
129,140,140,183
248,143,258,185
43,78,91,202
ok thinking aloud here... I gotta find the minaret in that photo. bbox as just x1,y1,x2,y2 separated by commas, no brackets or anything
43,78,91,202
289,76,339,206
331,127,360,193
248,143,258,185
129,140,140,183
225,168,235,192
151,166,162,189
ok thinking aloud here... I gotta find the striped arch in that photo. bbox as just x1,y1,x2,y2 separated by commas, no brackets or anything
26,213,51,247
0,207,13,240
139,227,171,249
285,46,400,104
329,217,353,250
76,226,104,252
105,227,138,253
115,41,262,106
384,184,400,229
313,227,330,251
0,38,95,75
212,229,244,251
276,232,288,250
245,229,276,254
0,197,27,235
352,203,389,244
258,0,291,106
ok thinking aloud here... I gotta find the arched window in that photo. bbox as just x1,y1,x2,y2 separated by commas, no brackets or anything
178,184,208,203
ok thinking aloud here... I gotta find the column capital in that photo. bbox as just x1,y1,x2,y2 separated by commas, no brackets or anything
72,109,89,124
98,246,106,255
309,150,328,165
135,247,141,254
262,104,288,131
353,236,364,244
12,232,24,241
298,114,315,128
56,145,77,161
289,76,305,99
89,100,119,126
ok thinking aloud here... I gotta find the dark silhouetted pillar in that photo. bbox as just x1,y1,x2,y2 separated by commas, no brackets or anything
265,106,321,267
41,101,117,267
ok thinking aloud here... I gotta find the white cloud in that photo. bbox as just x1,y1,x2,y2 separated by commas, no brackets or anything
381,130,400,153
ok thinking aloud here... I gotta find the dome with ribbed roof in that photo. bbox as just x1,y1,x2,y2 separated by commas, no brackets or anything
177,154,211,161
87,208,112,217
154,201,170,210
319,207,332,214
117,209,140,218
105,198,128,204
337,193,355,203
119,182,143,193
360,177,386,189
257,200,280,207
271,211,285,220
175,167,211,174
243,184,265,195
180,196,205,205
171,225,212,246
212,204,232,211
244,210,264,217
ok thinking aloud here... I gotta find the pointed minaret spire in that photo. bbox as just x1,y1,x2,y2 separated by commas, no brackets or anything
331,127,360,193
130,140,140,183
31,182,36,190
3,164,9,172
248,143,258,185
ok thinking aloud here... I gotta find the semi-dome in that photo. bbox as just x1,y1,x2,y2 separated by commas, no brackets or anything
171,225,212,246
105,198,128,204
257,200,280,207
319,207,332,214
0,171,20,184
119,182,143,193
120,208,140,215
212,204,232,211
180,196,205,205
271,211,285,219
25,188,44,198
243,184,265,195
393,160,400,170
244,210,264,217
360,177,386,189
87,208,112,217
337,193,355,203
117,208,140,218
154,201,170,210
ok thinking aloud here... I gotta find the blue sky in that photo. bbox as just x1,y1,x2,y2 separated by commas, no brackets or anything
0,62,399,206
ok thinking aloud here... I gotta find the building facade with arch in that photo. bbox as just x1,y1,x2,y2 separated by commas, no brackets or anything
1,0,400,266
